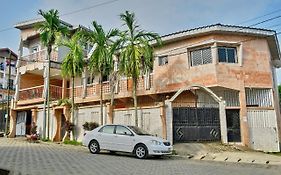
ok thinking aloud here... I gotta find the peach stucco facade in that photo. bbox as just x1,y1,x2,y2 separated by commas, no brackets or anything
8,21,281,152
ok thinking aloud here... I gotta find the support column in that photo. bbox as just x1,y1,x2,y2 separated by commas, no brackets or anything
31,109,38,124
106,102,113,124
239,87,250,146
8,110,17,138
165,100,173,144
159,102,167,139
62,78,68,99
219,101,228,144
14,40,23,101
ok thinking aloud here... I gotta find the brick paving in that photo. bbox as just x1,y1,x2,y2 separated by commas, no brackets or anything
0,138,280,175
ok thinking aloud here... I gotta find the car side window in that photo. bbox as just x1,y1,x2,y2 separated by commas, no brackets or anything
99,125,115,134
116,126,133,136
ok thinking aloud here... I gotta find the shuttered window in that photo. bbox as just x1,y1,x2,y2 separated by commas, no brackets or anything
190,47,212,66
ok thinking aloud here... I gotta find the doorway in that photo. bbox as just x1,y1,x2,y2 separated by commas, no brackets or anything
226,109,241,142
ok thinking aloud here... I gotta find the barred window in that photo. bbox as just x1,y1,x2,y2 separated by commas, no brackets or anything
158,55,168,66
218,47,237,63
190,47,212,66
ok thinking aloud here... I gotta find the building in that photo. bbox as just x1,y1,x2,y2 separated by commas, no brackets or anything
9,19,281,152
0,48,17,132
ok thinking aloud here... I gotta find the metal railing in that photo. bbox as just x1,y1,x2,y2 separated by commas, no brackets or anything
21,49,58,66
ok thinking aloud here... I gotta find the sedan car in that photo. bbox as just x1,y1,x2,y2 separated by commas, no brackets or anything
82,124,173,159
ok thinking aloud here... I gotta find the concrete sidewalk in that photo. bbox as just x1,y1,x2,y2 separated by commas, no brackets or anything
173,143,281,165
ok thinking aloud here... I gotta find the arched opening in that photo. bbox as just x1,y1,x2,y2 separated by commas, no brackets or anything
166,84,227,144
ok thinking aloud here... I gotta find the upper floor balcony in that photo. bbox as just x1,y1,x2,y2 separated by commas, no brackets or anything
16,74,154,105
21,49,58,66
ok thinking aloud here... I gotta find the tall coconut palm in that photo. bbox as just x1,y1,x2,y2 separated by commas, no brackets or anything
59,31,85,140
80,21,120,125
119,11,162,126
37,9,69,139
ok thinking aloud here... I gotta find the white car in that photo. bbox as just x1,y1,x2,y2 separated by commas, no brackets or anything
82,124,173,159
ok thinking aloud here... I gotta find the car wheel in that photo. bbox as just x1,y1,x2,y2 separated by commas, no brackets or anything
88,140,100,154
134,144,148,159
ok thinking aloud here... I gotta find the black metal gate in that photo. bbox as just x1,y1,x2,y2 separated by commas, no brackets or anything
173,107,221,142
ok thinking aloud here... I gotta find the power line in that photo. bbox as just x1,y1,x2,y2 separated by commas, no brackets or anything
237,8,281,25
0,0,121,33
248,15,281,27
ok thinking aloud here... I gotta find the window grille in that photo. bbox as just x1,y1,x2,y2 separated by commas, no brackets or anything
246,88,272,107
190,47,212,66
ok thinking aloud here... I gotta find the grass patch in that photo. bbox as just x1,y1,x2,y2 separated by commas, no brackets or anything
63,140,82,146
41,138,50,142
172,149,178,155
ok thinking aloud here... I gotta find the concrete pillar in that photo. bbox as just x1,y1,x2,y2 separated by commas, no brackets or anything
239,87,250,146
62,78,68,99
106,103,113,124
31,109,38,124
165,100,173,144
14,40,23,101
8,110,17,138
159,102,167,139
219,101,228,144
211,42,218,64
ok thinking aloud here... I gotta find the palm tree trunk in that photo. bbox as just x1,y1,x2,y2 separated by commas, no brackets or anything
71,76,75,140
110,77,115,124
43,46,51,140
100,73,103,125
133,76,138,126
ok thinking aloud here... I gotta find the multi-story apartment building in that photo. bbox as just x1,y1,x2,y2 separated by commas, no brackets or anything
0,48,17,132
9,19,281,152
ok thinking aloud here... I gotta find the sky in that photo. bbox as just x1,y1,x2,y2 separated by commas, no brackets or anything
1,0,281,82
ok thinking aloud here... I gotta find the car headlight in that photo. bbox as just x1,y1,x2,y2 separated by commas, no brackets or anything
151,140,162,145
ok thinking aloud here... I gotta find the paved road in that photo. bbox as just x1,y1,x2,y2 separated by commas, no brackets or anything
0,138,280,175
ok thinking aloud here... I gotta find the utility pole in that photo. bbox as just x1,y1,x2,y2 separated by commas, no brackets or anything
5,50,12,135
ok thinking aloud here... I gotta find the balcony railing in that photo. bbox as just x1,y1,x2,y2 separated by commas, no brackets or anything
21,49,58,66
19,85,62,101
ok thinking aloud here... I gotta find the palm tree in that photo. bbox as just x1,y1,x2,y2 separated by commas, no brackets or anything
80,21,120,125
119,11,162,126
59,31,85,140
37,9,69,139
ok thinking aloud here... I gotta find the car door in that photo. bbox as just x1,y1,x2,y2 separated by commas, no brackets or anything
113,126,135,152
97,125,116,150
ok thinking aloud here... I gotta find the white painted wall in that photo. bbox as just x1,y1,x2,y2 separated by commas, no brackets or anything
247,109,280,152
113,107,163,138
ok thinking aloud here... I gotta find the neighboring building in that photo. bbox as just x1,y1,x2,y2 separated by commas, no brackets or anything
9,19,281,152
0,48,17,132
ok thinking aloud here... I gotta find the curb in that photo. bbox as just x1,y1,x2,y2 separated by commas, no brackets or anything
170,153,281,166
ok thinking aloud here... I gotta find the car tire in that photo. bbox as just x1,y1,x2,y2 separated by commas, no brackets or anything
88,140,100,154
134,144,148,159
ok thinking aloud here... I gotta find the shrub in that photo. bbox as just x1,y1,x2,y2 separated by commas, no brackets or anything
82,122,99,131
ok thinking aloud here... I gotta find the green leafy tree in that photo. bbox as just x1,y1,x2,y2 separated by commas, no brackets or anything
119,11,162,126
59,32,85,140
80,21,120,125
37,9,69,139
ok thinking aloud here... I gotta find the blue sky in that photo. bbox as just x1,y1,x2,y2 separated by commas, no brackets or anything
1,0,281,82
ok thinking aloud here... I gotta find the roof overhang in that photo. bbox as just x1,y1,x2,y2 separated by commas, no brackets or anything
153,24,281,66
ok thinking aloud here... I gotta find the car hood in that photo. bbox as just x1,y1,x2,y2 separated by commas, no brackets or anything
137,135,168,142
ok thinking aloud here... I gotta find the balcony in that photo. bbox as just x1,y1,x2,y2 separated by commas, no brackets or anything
21,49,58,66
70,74,154,99
18,85,62,104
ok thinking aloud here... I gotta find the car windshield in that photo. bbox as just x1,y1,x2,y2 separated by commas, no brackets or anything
128,126,151,136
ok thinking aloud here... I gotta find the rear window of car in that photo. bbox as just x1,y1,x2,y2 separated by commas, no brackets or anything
98,125,115,134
